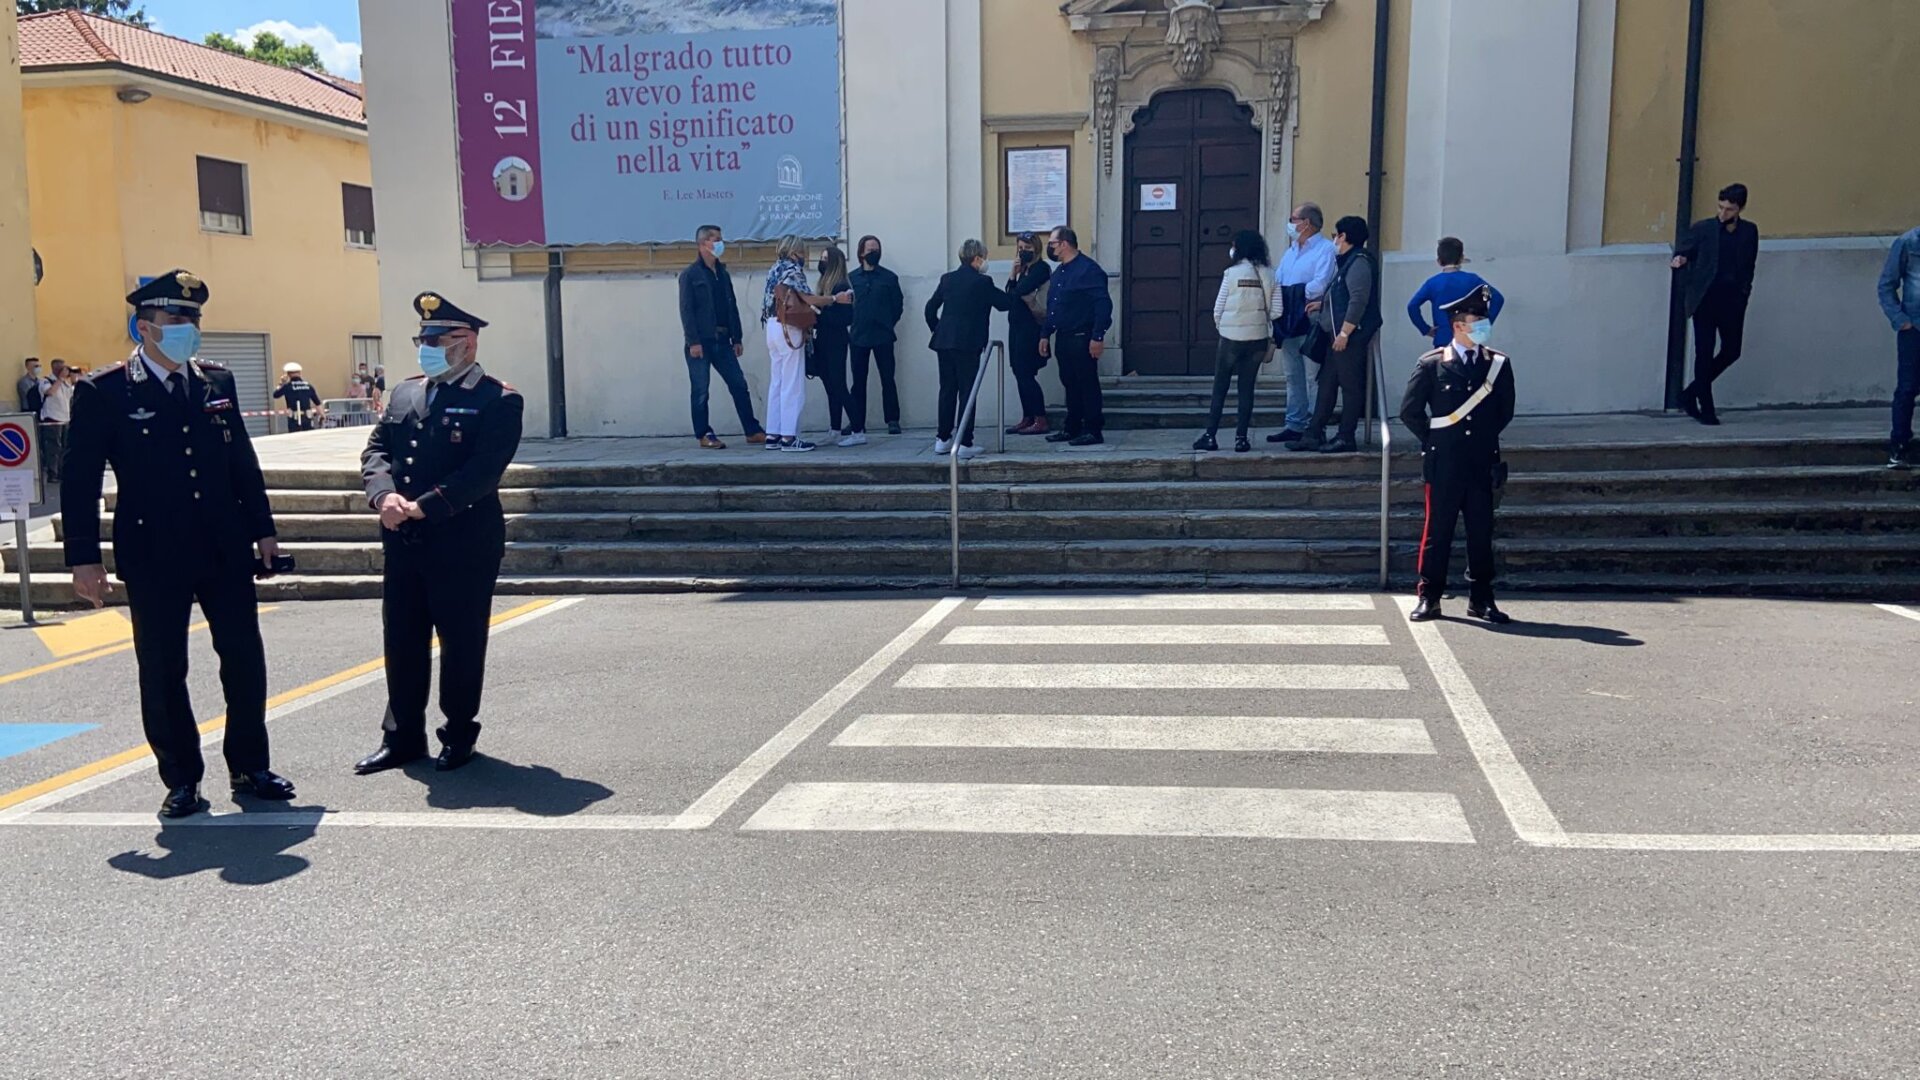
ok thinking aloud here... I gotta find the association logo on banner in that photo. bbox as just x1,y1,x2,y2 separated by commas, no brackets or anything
450,0,843,246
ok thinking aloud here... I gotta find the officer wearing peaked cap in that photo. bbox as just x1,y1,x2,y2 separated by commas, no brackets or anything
1401,283,1516,624
62,270,295,819
354,292,524,776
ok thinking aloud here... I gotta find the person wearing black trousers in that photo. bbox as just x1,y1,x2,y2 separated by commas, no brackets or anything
926,239,1015,459
846,235,905,439
1040,226,1113,446
1671,183,1758,426
813,245,855,441
355,292,525,776
1004,230,1054,435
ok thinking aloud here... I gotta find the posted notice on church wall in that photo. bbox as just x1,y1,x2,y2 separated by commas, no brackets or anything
1005,147,1068,236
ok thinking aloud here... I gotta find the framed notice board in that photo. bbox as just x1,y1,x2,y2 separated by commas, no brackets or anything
1004,146,1070,237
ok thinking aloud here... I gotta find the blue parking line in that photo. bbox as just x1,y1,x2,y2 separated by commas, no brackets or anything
0,724,99,761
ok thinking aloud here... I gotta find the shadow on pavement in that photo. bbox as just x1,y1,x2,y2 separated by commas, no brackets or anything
106,802,322,886
403,756,614,817
1455,618,1643,646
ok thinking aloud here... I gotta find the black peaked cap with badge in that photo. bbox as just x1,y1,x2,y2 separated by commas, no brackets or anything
1440,283,1493,320
415,292,489,336
128,269,210,315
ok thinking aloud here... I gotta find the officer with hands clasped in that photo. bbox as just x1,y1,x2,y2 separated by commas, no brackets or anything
1401,284,1516,625
62,269,295,819
354,292,525,776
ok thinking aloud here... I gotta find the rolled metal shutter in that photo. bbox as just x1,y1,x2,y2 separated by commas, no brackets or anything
198,333,272,437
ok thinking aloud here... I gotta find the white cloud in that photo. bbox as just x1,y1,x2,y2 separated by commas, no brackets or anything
231,20,363,81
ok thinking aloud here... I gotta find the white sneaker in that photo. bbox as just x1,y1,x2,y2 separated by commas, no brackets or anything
837,432,867,447
933,438,953,455
955,444,983,460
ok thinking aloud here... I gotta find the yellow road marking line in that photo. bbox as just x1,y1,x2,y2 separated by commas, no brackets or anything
0,598,557,813
0,607,282,688
33,610,132,658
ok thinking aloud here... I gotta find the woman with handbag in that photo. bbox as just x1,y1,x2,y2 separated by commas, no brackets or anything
762,235,846,452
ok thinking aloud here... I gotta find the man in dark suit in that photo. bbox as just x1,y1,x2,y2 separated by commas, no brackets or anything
1671,183,1759,426
354,293,525,776
1402,285,1517,624
925,239,1014,460
62,269,294,819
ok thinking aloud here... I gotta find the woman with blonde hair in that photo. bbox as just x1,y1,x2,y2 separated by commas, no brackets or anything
813,245,856,441
761,234,847,452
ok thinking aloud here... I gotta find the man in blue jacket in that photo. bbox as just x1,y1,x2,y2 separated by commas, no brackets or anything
1878,224,1920,469
677,224,765,449
1407,237,1505,349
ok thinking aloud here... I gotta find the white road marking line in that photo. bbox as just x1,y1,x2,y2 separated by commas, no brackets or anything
833,714,1436,755
941,625,1390,647
0,598,585,823
2,810,685,831
741,782,1476,844
897,663,1409,691
1874,603,1920,624
1554,832,1920,853
672,596,966,829
977,594,1377,612
1395,596,1568,846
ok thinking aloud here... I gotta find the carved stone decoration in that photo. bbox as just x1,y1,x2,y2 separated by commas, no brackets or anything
1264,44,1295,171
1164,0,1223,81
1093,45,1122,175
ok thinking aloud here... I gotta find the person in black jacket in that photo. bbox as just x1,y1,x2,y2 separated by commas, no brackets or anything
273,363,324,431
847,234,904,437
62,269,294,819
925,239,1014,459
1671,183,1758,426
1004,230,1053,435
677,224,765,449
355,292,525,776
1401,285,1516,624
1293,215,1382,454
814,245,856,444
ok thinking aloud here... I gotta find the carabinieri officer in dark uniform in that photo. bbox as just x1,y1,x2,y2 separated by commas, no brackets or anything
354,292,524,775
1400,284,1516,624
62,269,295,818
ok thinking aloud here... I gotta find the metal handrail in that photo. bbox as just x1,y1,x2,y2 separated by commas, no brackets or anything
950,340,1007,587
1370,335,1392,590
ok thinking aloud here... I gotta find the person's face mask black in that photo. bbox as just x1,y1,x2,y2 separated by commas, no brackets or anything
1018,247,1035,264
862,249,880,267
1045,243,1059,260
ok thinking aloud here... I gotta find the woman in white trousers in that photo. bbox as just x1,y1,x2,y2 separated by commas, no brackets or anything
761,235,847,452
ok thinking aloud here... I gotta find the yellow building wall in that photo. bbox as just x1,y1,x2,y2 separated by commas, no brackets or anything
1606,0,1920,244
1288,0,1386,247
979,0,1095,258
0,8,40,382
27,85,379,396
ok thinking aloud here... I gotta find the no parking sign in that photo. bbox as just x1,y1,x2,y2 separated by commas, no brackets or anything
0,414,41,521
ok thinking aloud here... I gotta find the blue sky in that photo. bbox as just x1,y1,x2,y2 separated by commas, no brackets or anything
144,0,363,77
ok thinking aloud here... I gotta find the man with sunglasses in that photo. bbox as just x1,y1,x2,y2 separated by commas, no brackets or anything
354,292,524,776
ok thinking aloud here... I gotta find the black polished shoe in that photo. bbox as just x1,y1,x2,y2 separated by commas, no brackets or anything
230,770,296,801
1318,436,1359,453
435,743,478,772
159,784,209,819
1045,430,1078,443
1679,385,1701,421
1466,601,1512,625
1286,431,1325,453
1234,436,1252,454
1192,432,1218,452
887,422,902,436
354,745,427,776
1068,433,1105,447
1266,429,1303,444
1408,596,1441,622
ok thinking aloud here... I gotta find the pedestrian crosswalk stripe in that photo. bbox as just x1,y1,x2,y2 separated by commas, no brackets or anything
897,663,1410,691
977,594,1377,612
833,714,1436,754
942,625,1390,647
742,782,1475,843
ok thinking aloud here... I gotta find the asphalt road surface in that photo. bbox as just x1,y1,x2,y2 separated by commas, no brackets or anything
2,591,1917,1078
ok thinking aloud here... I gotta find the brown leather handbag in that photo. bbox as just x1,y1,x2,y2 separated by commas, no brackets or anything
776,281,817,349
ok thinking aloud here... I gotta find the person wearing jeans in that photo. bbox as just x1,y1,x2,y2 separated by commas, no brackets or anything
1878,224,1920,469
1196,230,1279,453
1267,202,1338,444
678,224,764,449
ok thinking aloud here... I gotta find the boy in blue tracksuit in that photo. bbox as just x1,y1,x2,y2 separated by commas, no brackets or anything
1407,237,1505,349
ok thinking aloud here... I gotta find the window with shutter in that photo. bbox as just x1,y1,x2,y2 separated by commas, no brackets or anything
197,157,249,235
343,183,376,248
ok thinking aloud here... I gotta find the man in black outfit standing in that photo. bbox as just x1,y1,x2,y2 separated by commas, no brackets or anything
925,239,1014,459
1040,226,1113,446
847,234,905,437
355,292,524,775
63,270,294,818
1402,285,1516,625
1671,183,1758,425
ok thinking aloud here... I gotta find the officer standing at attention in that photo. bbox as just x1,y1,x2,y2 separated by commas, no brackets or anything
273,363,324,431
1401,285,1516,624
62,270,294,818
354,293,524,775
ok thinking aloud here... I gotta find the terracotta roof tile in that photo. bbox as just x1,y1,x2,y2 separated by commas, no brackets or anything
17,11,365,126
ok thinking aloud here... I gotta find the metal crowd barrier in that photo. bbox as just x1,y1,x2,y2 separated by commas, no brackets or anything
321,399,378,428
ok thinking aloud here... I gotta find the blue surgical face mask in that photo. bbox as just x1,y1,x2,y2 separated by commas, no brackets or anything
418,343,451,379
710,240,726,259
155,323,201,364
1466,320,1493,346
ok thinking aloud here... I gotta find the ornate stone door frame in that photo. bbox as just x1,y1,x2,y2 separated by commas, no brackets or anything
1064,0,1330,371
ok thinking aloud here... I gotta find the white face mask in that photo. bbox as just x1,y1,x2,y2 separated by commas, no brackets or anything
1286,222,1300,242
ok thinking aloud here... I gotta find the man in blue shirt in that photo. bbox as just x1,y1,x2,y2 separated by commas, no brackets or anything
1407,237,1505,349
1038,226,1114,446
1877,224,1920,469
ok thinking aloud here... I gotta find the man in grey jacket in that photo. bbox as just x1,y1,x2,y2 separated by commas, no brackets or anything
1292,215,1382,454
1878,224,1920,469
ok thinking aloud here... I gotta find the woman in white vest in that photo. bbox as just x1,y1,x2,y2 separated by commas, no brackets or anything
1195,229,1283,453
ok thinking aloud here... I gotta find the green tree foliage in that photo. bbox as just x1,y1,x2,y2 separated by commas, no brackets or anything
202,28,327,72
15,0,150,28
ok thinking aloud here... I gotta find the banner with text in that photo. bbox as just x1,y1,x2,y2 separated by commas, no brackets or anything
452,0,842,246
